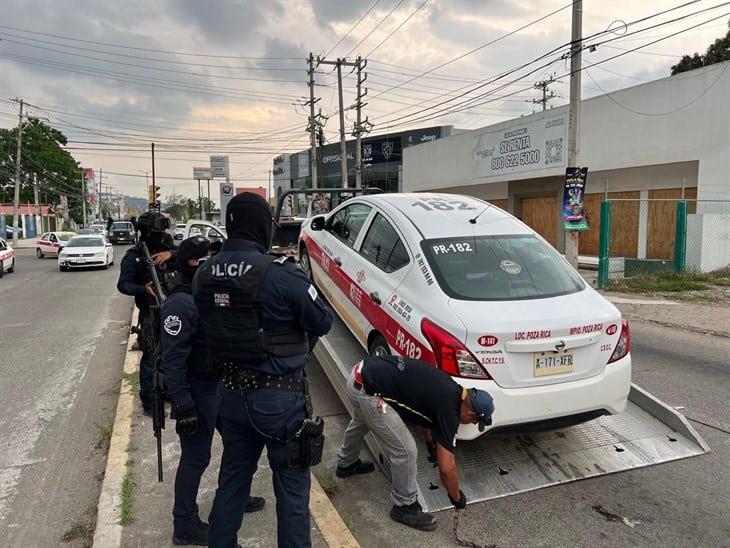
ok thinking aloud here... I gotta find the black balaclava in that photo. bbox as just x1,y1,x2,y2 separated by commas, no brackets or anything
175,236,211,282
137,211,169,249
226,192,273,250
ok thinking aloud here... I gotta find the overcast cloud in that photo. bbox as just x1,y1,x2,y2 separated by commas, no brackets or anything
0,0,726,201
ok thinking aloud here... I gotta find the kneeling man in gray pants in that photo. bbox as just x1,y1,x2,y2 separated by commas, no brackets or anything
336,356,495,531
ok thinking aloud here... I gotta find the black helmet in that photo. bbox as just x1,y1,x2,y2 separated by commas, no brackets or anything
137,211,170,234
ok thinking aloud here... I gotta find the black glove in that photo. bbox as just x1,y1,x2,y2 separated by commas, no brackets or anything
425,440,437,464
175,406,199,436
449,489,467,510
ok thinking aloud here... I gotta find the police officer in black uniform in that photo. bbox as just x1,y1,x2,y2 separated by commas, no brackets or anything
116,210,176,413
161,236,265,546
194,192,333,548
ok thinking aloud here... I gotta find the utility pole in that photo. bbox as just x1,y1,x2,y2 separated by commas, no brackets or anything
317,110,325,188
151,142,157,211
80,168,87,228
532,75,556,111
33,173,41,233
11,98,23,246
353,56,371,189
306,53,320,189
207,178,211,217
98,167,103,221
318,57,358,188
197,178,203,219
565,0,583,267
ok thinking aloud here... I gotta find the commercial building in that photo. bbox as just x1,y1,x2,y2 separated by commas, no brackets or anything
273,126,456,212
402,62,730,272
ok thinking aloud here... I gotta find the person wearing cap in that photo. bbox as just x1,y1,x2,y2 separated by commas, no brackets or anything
161,236,265,546
193,192,333,548
117,210,176,413
336,356,495,531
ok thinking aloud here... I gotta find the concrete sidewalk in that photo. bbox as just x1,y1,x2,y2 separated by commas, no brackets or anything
93,310,358,548
7,238,37,249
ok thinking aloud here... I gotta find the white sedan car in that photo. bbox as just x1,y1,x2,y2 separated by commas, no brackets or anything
0,238,15,278
58,235,114,271
299,193,631,439
36,231,75,258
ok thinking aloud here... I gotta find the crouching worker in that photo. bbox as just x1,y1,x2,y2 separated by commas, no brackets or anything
160,236,265,546
336,356,494,531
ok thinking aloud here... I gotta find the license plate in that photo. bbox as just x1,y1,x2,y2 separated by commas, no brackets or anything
75,258,87,264
533,350,575,377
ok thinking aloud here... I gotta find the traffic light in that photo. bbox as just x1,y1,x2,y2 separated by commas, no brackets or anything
148,185,162,210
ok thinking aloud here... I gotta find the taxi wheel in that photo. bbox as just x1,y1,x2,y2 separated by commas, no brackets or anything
299,246,313,281
8,259,14,273
59,265,68,272
0,263,3,278
36,248,44,259
368,334,391,357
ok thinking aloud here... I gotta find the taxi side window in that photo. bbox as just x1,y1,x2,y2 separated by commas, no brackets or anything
0,240,6,250
328,204,371,248
50,234,57,242
41,233,49,241
359,213,410,273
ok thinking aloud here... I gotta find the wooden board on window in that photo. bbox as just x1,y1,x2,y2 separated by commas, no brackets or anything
647,187,697,260
488,199,508,212
521,196,558,247
579,191,640,258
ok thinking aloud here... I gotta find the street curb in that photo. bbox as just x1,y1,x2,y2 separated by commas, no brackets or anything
91,306,358,547
92,307,138,548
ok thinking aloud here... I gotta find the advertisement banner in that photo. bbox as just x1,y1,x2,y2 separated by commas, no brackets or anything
210,155,230,178
193,167,211,180
472,113,566,178
563,167,589,231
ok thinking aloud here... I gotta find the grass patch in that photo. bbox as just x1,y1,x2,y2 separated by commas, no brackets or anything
340,511,358,533
315,471,340,497
120,459,136,526
606,271,711,293
96,416,115,450
122,371,140,394
62,521,92,542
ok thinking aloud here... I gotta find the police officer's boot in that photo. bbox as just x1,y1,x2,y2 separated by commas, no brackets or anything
390,501,437,531
172,519,208,546
336,458,375,478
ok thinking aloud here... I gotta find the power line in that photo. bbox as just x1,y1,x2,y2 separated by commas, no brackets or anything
0,24,302,60
324,0,384,57
365,0,429,57
344,0,406,58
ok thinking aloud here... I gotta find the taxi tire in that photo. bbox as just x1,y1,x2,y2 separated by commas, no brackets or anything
368,334,391,357
59,265,68,272
8,259,14,273
0,263,3,278
36,248,44,259
299,246,313,281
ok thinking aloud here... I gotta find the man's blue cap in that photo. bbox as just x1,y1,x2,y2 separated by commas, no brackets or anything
468,389,494,431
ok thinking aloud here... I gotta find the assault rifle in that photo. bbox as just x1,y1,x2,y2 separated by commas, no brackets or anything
133,241,167,482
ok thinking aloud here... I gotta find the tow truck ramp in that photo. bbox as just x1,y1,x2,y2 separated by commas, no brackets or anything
313,316,709,512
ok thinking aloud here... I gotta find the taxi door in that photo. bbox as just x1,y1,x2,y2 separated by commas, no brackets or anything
314,202,374,346
37,233,52,256
349,211,414,356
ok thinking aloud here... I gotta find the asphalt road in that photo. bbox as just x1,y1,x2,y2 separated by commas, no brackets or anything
0,247,133,546
310,321,730,547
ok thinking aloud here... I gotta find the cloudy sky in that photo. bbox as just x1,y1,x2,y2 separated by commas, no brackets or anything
1,0,727,203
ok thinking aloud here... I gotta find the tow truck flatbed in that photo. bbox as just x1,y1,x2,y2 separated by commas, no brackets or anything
313,315,710,512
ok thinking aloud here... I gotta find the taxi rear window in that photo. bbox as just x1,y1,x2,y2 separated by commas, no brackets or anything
422,235,584,301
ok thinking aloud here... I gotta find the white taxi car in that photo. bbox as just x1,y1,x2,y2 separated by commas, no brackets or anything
36,231,75,258
58,235,114,271
299,193,631,439
0,238,15,278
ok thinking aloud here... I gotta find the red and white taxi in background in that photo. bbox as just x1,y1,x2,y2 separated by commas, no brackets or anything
0,238,15,278
36,231,75,258
299,193,631,439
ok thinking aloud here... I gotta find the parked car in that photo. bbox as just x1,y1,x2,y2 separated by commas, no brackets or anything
173,223,186,240
0,238,15,278
299,192,631,440
90,223,108,236
58,235,114,270
108,221,137,245
36,231,75,258
4,226,24,239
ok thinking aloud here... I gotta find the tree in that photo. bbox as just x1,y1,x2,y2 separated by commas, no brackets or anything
0,119,85,222
671,20,730,75
163,193,216,221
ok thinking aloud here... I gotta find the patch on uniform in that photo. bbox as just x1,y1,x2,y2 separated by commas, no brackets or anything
274,256,289,264
308,284,318,301
453,434,457,448
214,292,231,308
163,315,182,336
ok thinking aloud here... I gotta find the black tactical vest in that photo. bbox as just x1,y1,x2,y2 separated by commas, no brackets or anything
194,254,309,364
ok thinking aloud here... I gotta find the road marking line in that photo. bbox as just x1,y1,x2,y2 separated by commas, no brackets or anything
93,307,138,548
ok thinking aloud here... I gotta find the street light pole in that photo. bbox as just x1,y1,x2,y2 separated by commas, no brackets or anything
11,98,23,246
565,0,583,267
